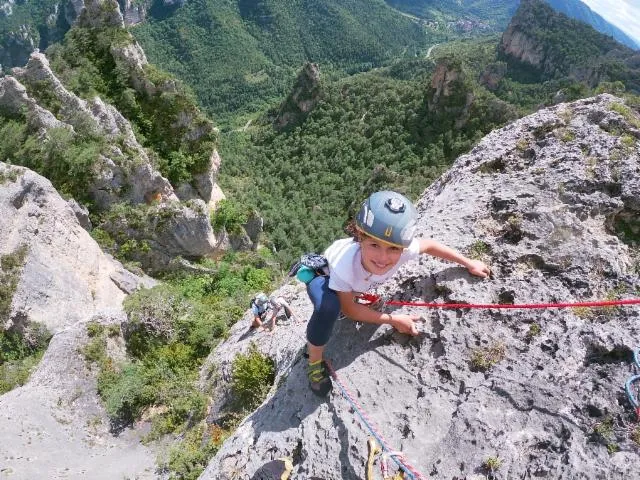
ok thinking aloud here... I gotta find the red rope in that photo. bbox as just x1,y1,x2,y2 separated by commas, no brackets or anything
381,297,640,309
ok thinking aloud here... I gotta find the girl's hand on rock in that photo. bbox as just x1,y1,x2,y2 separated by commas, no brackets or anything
466,259,490,278
390,314,419,336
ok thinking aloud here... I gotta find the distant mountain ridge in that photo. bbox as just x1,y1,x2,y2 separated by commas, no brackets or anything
500,0,640,91
544,0,640,50
132,0,433,125
384,0,639,50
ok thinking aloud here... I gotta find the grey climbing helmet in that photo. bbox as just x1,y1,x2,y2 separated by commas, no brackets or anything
255,292,269,305
355,191,417,247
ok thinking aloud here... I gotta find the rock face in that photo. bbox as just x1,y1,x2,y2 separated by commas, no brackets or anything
0,163,154,333
0,162,157,478
274,62,321,130
200,94,640,479
500,25,544,68
428,59,475,130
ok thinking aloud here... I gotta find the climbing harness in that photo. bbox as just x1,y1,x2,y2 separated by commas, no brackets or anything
326,360,427,480
625,348,640,421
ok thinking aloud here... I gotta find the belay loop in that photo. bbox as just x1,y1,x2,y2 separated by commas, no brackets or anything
354,293,382,305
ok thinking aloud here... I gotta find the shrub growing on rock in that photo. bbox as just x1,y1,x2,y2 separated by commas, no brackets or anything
231,343,275,411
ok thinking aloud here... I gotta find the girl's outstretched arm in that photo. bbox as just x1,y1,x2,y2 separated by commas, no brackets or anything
418,239,490,277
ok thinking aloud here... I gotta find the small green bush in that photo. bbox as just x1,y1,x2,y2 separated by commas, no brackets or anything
0,352,44,394
0,245,29,320
468,240,490,260
163,424,221,480
470,343,506,372
610,102,640,129
0,165,21,184
231,343,275,410
483,456,502,473
0,321,50,394
210,200,249,234
526,323,541,340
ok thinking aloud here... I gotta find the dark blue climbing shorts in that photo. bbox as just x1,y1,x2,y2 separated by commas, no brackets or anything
306,275,341,347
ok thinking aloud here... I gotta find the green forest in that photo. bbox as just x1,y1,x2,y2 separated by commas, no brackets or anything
132,0,441,127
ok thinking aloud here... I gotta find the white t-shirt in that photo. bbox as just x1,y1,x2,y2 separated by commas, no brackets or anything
324,237,421,293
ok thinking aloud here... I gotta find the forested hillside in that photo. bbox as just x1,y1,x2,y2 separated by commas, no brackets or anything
218,49,516,263
501,0,640,91
218,12,640,265
132,0,439,127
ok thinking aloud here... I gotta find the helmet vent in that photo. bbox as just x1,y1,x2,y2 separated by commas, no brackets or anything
385,197,406,213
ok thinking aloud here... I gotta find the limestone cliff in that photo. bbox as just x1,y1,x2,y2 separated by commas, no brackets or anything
200,94,640,479
0,162,158,478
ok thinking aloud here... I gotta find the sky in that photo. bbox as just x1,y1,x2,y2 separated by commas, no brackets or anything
580,0,640,45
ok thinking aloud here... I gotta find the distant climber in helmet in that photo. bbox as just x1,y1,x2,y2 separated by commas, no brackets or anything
250,292,270,330
303,191,490,396
250,292,296,332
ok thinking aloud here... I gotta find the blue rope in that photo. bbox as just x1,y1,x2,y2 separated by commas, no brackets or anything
626,375,640,409
626,348,640,415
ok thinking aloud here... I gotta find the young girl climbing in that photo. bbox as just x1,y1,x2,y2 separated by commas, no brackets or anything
305,190,490,396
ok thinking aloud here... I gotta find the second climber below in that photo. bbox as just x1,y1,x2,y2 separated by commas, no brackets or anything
304,190,491,396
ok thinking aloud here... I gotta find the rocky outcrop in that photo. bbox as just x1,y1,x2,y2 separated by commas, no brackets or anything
0,74,66,131
274,62,321,130
9,52,178,210
3,45,223,271
200,94,640,479
0,0,15,16
0,162,155,333
76,0,124,28
428,59,475,129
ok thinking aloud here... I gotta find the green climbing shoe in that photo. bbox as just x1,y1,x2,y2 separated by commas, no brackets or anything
307,360,332,396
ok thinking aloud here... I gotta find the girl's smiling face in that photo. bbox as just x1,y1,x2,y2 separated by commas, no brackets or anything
359,236,403,275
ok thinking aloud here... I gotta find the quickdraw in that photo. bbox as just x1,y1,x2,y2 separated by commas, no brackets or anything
366,437,406,480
